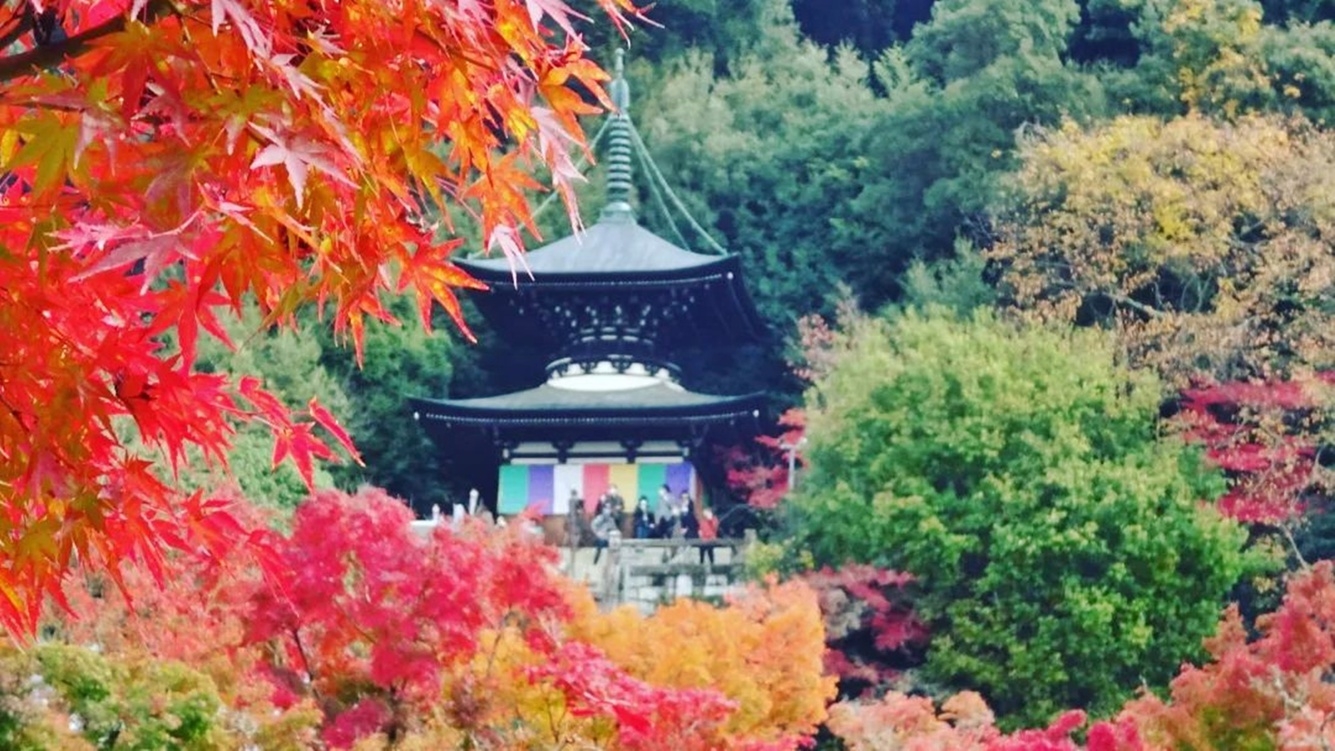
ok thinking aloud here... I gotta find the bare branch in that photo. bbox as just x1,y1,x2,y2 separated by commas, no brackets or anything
1107,291,1167,319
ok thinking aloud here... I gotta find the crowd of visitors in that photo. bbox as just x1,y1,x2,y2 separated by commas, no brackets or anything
427,484,722,565
569,484,722,565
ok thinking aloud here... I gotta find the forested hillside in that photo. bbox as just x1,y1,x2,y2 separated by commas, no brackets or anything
462,0,1335,393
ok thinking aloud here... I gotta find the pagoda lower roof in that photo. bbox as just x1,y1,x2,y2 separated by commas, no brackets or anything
411,382,762,427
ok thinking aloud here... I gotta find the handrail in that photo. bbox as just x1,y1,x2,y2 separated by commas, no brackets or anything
613,537,743,549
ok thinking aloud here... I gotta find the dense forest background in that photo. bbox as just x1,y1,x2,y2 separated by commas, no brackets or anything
216,0,1335,513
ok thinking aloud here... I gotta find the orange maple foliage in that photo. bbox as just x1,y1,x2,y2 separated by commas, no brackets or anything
1108,560,1335,749
570,576,838,745
0,0,638,633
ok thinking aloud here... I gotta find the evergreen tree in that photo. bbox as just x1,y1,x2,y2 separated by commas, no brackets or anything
844,0,1107,309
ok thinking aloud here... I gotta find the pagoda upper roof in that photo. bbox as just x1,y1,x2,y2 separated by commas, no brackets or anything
455,213,767,349
454,52,767,348
457,214,734,283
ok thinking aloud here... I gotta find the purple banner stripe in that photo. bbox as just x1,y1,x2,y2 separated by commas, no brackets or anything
664,463,693,497
526,464,555,514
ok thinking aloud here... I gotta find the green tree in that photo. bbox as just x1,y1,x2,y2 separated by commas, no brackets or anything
634,28,887,324
318,300,459,513
1257,20,1335,124
1124,0,1274,116
1109,0,1335,122
897,238,997,316
905,0,1081,82
186,307,347,514
786,309,1248,727
844,0,1108,309
1,644,236,750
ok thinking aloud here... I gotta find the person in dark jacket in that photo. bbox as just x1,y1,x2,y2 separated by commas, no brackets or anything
680,494,700,539
632,496,657,539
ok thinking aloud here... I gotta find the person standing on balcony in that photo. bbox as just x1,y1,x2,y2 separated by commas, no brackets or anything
466,488,494,525
605,484,627,535
698,507,719,566
680,494,700,540
566,489,585,547
592,506,618,564
633,496,657,539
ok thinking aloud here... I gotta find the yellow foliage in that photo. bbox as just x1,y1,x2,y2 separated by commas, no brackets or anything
569,578,837,745
421,625,616,749
379,581,835,749
1162,0,1270,115
992,112,1335,383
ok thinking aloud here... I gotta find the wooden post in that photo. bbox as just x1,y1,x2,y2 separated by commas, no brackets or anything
566,513,579,577
602,531,623,605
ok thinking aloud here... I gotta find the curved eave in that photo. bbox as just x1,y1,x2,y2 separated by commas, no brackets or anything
411,395,762,425
459,215,723,277
457,254,741,288
409,384,764,429
416,413,759,431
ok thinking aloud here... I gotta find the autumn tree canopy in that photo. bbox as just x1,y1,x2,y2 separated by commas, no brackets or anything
990,113,1335,384
825,559,1335,750
0,0,638,632
16,488,833,749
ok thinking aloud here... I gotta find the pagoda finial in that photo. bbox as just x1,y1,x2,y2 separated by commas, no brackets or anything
601,48,634,221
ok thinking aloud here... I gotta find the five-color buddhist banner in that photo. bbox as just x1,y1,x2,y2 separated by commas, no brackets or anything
497,462,698,516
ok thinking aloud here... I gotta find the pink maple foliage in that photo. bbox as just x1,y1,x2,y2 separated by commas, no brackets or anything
1176,374,1333,524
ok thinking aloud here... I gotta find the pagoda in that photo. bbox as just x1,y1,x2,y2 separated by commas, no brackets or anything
410,52,766,523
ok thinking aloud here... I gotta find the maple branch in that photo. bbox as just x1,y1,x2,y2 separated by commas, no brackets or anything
1281,520,1311,571
542,696,559,746
385,685,406,744
0,9,30,52
287,625,326,703
1105,291,1167,319
0,0,176,84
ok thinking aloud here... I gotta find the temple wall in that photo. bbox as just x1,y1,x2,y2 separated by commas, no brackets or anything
577,537,753,614
407,524,754,615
